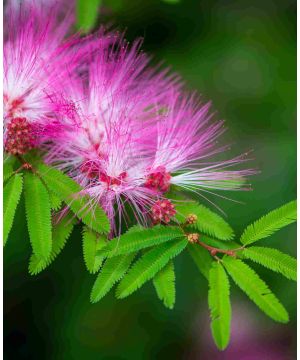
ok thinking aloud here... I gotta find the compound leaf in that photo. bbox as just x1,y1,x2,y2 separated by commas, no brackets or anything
116,238,188,299
223,257,289,323
243,246,296,281
240,201,297,245
153,260,176,309
36,163,110,234
175,202,234,240
29,212,76,275
4,174,23,246
99,225,184,258
91,253,136,303
208,262,231,350
83,227,107,274
24,172,52,259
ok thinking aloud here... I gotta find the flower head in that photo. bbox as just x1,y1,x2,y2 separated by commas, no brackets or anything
43,36,181,234
43,34,255,234
3,1,104,153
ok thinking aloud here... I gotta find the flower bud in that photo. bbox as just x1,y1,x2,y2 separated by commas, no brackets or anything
187,233,200,243
186,213,198,225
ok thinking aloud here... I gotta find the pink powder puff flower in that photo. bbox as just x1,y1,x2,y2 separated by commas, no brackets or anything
3,1,104,155
43,37,181,234
144,92,257,211
44,35,255,234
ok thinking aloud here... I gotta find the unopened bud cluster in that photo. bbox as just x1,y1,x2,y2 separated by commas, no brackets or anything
4,117,35,155
151,199,176,224
187,233,200,243
185,213,198,225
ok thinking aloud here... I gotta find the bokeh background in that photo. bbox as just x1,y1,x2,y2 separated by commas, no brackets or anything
4,0,296,359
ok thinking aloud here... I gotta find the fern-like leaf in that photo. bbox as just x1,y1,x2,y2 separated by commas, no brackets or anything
240,201,297,245
4,156,16,183
82,227,107,274
49,191,62,211
153,260,176,309
90,253,136,303
188,243,213,280
24,172,52,259
223,257,289,323
208,262,231,350
29,212,76,275
202,236,240,250
98,225,184,258
175,202,234,240
243,246,296,281
36,163,110,233
3,174,23,246
116,238,188,299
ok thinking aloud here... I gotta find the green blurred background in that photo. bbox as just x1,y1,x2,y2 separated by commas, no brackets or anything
4,0,296,358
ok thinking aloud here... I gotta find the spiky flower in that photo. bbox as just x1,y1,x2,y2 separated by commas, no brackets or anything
3,1,98,154
43,36,180,234
43,33,255,234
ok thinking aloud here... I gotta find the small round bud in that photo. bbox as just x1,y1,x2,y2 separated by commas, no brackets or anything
210,249,218,256
186,213,198,225
187,233,200,243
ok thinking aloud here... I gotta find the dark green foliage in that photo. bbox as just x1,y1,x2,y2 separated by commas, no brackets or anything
188,243,213,280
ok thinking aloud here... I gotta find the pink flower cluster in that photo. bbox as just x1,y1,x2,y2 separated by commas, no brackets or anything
4,1,256,234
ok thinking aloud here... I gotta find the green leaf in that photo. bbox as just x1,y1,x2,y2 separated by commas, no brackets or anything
36,163,110,234
90,253,136,303
98,225,184,258
24,172,52,259
76,0,102,33
243,246,297,281
222,257,289,323
29,212,76,275
4,156,16,182
4,174,23,246
240,201,297,245
49,191,62,211
201,236,240,250
175,201,234,240
153,261,176,309
82,227,107,274
208,262,231,350
116,238,188,299
188,243,213,280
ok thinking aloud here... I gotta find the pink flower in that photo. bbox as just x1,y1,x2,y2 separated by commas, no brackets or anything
43,35,255,233
146,93,257,206
43,36,181,234
3,1,104,154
